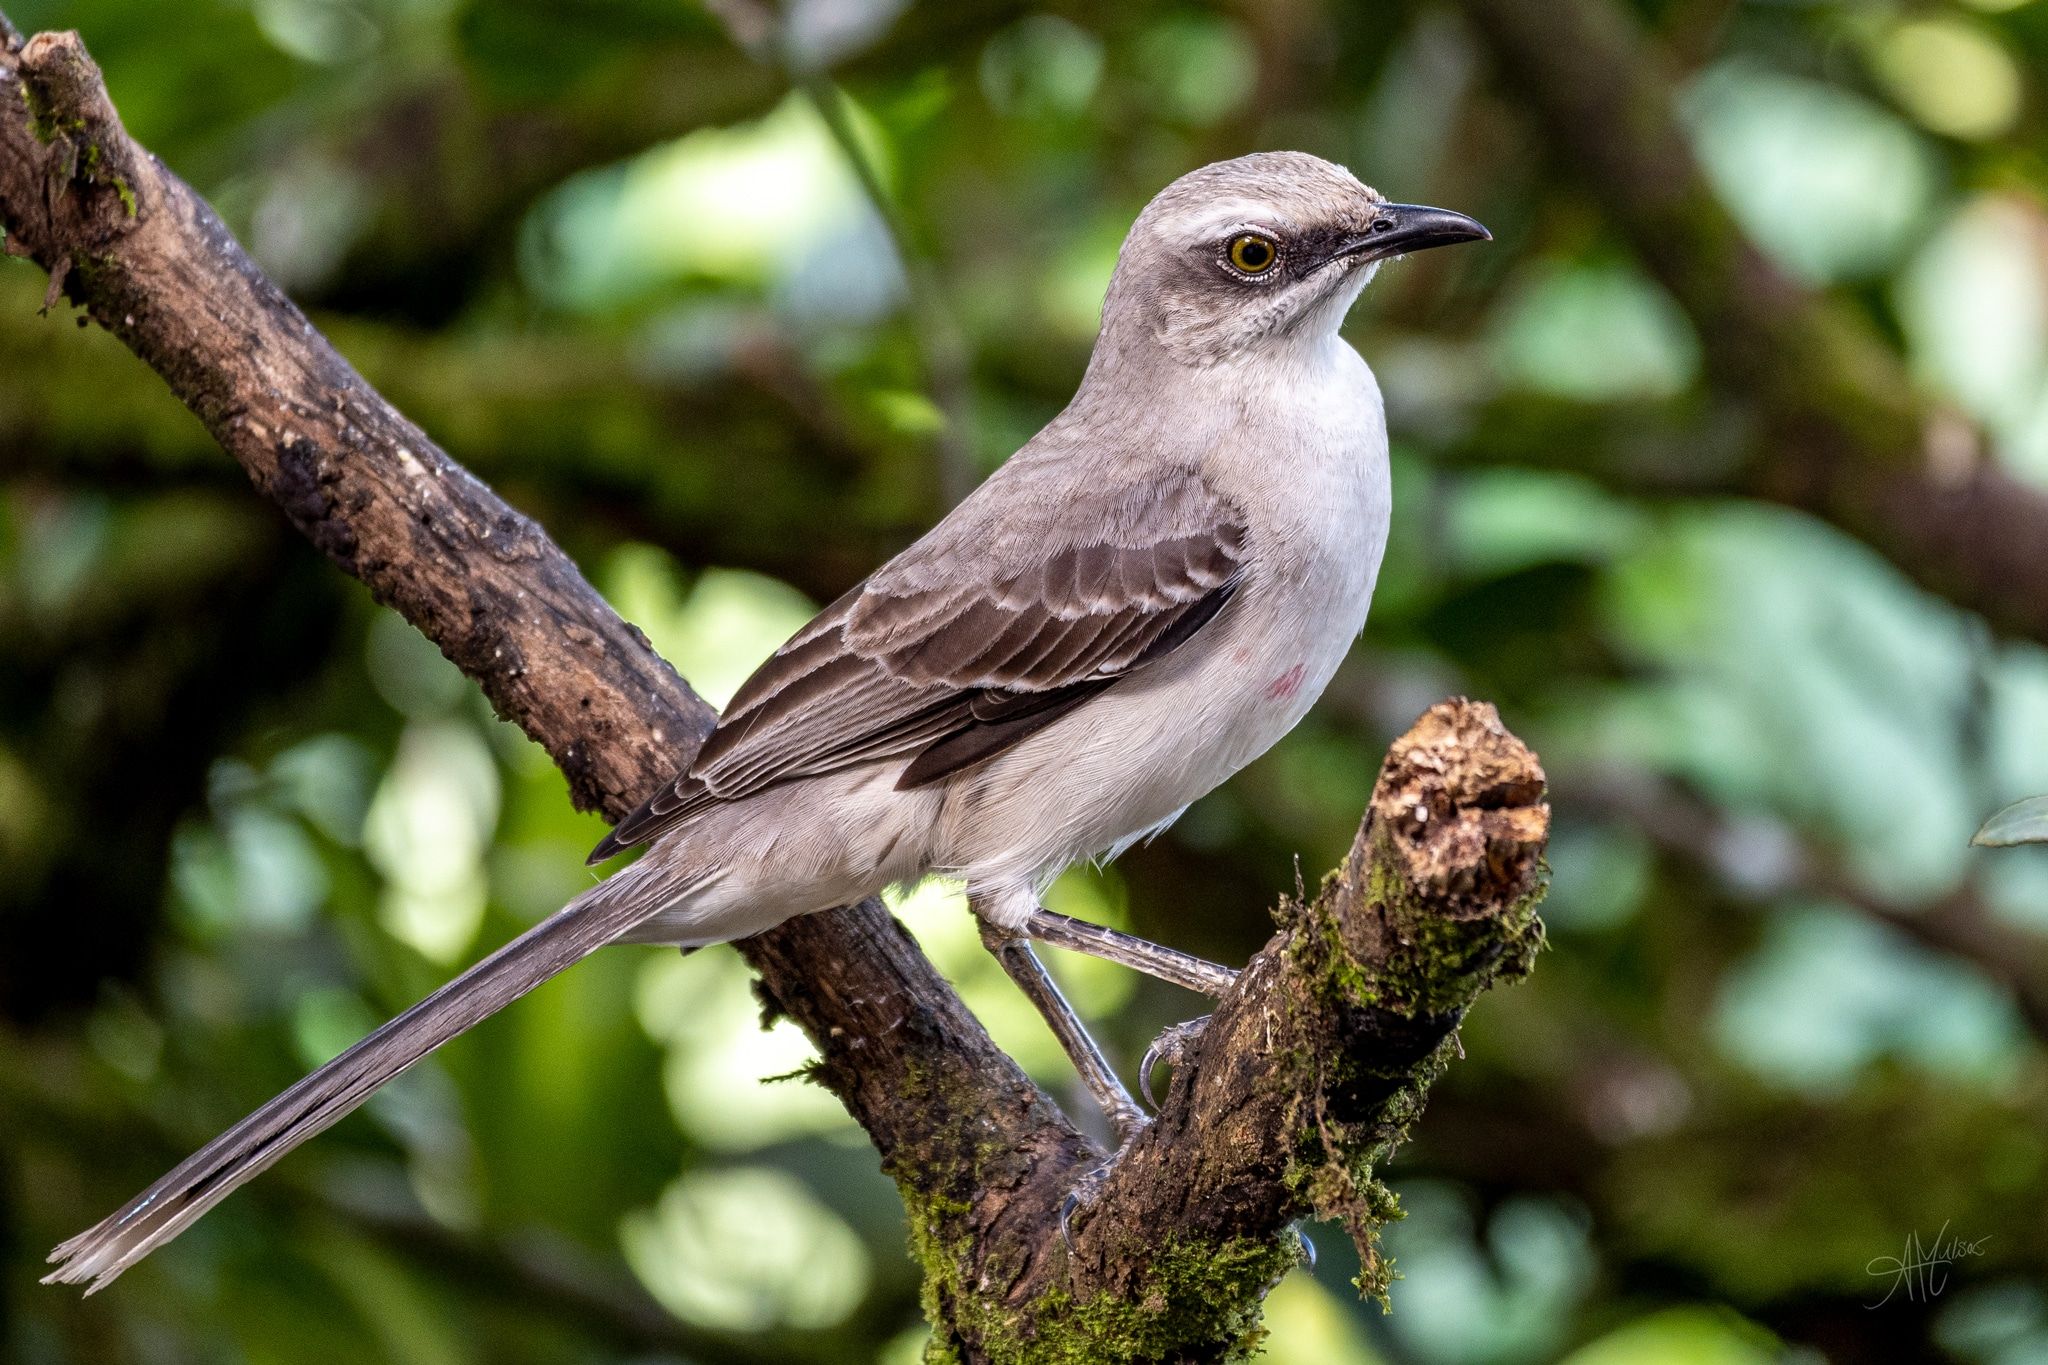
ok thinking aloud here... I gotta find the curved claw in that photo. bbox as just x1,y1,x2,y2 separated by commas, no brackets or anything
1139,1015,1213,1110
1139,1038,1167,1110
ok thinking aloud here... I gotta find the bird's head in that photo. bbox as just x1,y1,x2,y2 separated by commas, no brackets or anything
1099,151,1489,367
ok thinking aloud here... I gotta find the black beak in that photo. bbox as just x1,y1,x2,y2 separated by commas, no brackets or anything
1334,203,1490,265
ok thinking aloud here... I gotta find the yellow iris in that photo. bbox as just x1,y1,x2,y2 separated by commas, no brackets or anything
1228,233,1278,274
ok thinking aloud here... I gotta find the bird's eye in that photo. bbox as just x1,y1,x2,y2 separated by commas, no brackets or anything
1226,233,1279,275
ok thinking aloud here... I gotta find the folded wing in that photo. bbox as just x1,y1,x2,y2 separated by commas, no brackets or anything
588,467,1246,862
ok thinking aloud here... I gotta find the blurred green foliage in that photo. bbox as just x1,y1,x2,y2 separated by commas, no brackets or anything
5,0,2048,1361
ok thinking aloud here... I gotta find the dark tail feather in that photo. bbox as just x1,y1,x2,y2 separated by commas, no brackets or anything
45,858,676,1293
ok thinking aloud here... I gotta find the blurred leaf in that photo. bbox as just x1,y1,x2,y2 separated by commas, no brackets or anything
622,1166,872,1331
1896,195,2048,481
1558,1307,1787,1365
1872,17,2023,142
636,947,853,1151
1382,1183,1593,1364
1130,15,1258,128
1712,905,2025,1096
1683,59,1938,283
520,95,895,316
1261,1272,1387,1365
979,16,1104,120
1488,259,1699,400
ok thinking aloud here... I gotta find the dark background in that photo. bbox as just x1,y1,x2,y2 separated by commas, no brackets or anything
4,0,2047,1361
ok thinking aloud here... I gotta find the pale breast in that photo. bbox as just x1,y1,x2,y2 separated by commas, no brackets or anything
935,341,1392,885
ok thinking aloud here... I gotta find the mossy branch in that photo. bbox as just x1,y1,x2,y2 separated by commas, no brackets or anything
913,701,1549,1361
2,20,1549,1361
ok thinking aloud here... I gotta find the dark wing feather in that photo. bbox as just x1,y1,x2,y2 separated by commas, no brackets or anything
587,469,1247,863
894,683,1113,791
892,574,1240,788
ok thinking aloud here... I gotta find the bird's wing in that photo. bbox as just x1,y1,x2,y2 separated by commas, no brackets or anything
587,467,1247,862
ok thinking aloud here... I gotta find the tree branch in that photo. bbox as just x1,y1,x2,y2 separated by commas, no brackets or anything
875,701,1548,1360
1458,0,2048,649
2,23,1548,1358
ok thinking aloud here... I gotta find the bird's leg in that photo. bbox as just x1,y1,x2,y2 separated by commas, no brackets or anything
1020,906,1239,997
1020,907,1237,1122
974,916,1148,1145
978,903,1237,1247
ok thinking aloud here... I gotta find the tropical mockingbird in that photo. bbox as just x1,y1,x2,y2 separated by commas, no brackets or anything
47,150,1487,1290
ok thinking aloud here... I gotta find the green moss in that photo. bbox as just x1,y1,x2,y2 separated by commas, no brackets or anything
904,1189,974,1362
880,1057,1037,1356
915,1218,1297,1365
82,145,136,217
889,1045,1300,1361
1272,829,1550,1307
18,80,82,144
757,1059,826,1086
79,143,136,217
64,251,118,301
17,89,136,216
1282,1106,1407,1309
1290,831,1547,1020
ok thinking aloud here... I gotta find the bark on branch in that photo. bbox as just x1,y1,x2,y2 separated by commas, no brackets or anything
1459,0,2048,649
2,23,1548,1360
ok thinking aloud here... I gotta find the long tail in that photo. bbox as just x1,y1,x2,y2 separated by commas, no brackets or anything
45,854,680,1293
